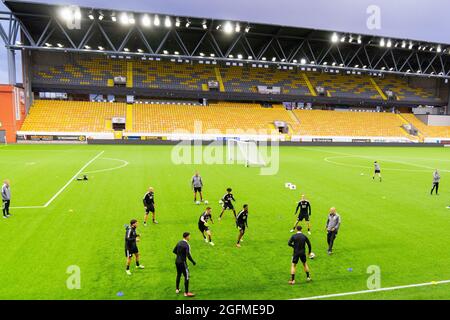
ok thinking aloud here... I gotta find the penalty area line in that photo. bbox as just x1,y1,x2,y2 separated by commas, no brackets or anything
11,150,104,209
292,279,450,300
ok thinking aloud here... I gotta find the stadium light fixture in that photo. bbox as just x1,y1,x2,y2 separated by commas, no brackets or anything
45,42,52,47
129,15,135,24
348,35,353,43
174,51,179,55
185,20,191,27
401,41,406,48
120,13,129,25
60,7,73,21
323,61,328,65
124,48,129,52
237,54,243,59
339,63,344,66
163,50,169,54
437,45,442,53
380,38,385,47
137,49,144,53
331,32,338,43
199,52,205,56
332,62,336,66
165,16,172,28
88,11,94,20
98,46,104,50
229,54,234,58
417,69,422,73
98,12,104,20
386,39,392,47
84,45,91,49
363,65,367,68
210,53,215,57
111,12,117,22
224,22,233,34
202,21,207,29
357,35,362,44
340,36,345,42
154,15,160,26
57,43,64,48
142,15,151,27
272,57,276,62
175,19,180,27
245,26,250,33
406,69,411,73
261,57,266,61
300,58,306,65
381,66,386,70
248,55,252,60
235,23,241,33
409,42,413,49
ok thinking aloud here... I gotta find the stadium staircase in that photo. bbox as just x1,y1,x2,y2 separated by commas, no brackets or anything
401,113,450,139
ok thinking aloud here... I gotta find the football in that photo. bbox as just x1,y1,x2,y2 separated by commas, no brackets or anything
204,200,209,204
196,201,200,205
309,252,316,259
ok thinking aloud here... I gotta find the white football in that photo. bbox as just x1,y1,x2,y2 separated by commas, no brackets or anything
204,200,209,204
196,201,200,205
309,252,316,259
285,183,292,188
290,184,297,190
219,200,223,205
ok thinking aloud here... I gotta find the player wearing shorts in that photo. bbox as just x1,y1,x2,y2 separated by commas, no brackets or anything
290,195,312,234
236,204,248,248
192,171,204,203
288,226,312,285
125,219,145,275
143,187,157,226
219,188,237,221
373,161,382,182
198,207,214,246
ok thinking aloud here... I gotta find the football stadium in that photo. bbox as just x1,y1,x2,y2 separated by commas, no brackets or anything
0,0,449,304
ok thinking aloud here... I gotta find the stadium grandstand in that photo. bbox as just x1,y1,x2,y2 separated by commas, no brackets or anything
0,0,449,144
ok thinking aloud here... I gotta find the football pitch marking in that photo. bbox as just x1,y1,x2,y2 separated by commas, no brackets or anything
292,279,450,300
11,151,105,209
81,157,129,175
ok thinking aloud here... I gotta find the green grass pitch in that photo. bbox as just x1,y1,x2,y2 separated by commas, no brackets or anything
0,144,449,300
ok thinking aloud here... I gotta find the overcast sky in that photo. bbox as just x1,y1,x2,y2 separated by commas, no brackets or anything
1,0,449,84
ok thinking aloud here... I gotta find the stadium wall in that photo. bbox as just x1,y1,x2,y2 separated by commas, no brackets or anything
415,115,450,126
0,85,26,143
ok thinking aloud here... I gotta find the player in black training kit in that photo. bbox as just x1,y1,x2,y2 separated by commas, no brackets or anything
290,194,312,234
288,226,312,285
198,207,214,246
143,187,158,226
219,187,237,221
173,232,196,297
125,219,145,275
236,204,249,248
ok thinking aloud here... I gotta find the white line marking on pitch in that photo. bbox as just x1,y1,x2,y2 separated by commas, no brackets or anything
82,158,129,174
292,279,450,300
11,151,104,209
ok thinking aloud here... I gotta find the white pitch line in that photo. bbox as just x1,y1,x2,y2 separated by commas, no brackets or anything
82,158,129,174
292,279,450,300
11,151,104,209
43,151,104,207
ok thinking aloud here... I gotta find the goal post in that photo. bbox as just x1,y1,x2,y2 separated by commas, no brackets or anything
227,138,266,167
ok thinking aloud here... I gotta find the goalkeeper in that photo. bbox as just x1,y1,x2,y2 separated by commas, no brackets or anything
198,207,214,246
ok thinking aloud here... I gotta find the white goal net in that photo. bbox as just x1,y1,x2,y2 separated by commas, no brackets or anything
227,139,266,167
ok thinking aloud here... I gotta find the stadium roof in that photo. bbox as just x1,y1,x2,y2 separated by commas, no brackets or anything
2,0,450,80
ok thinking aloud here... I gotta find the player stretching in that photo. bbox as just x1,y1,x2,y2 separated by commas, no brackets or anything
125,219,145,275
236,204,249,248
192,171,204,203
143,187,158,226
290,195,312,234
430,169,440,195
198,207,214,246
219,188,237,221
373,161,382,182
288,226,312,285
173,232,196,297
